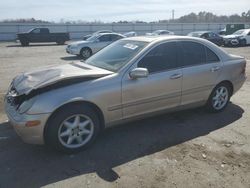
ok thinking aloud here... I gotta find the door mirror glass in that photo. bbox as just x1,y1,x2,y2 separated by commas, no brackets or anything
129,68,149,79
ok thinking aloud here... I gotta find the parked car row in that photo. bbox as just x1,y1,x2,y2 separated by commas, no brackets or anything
67,29,176,59
16,27,249,55
187,29,250,47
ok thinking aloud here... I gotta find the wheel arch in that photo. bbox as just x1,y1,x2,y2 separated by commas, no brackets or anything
215,80,234,96
80,46,92,54
44,100,105,142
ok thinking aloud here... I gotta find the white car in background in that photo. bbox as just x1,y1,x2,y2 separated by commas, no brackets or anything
223,29,250,46
146,30,174,36
66,33,125,59
82,30,113,40
123,31,137,37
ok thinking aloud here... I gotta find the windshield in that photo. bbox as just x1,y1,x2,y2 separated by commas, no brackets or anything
233,30,245,35
85,40,148,72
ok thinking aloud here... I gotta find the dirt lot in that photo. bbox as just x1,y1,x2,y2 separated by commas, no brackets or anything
0,42,250,188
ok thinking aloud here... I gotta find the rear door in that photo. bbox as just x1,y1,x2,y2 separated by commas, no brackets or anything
40,28,50,42
178,41,222,105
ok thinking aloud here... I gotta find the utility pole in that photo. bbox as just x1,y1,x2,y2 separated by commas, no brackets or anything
172,9,175,20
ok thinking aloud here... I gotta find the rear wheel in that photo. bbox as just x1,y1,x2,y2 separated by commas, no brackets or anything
80,47,92,59
56,39,65,45
206,83,231,112
45,104,100,153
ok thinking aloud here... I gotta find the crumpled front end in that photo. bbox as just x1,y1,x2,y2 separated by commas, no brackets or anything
4,85,50,144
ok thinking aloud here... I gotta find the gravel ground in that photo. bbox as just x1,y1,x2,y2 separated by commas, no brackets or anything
0,41,250,188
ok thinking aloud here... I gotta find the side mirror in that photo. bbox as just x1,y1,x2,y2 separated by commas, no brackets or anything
129,68,149,79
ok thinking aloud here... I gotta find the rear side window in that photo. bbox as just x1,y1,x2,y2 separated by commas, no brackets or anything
111,34,123,41
138,42,179,73
99,35,111,42
179,41,206,66
32,29,40,34
206,47,220,62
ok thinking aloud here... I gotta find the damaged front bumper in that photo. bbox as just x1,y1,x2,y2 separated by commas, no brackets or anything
4,96,50,145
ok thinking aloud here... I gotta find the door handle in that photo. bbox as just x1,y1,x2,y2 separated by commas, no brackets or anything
170,73,182,79
210,66,220,72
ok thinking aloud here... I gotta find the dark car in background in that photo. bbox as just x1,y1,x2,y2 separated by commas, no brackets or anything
17,28,70,46
187,31,223,46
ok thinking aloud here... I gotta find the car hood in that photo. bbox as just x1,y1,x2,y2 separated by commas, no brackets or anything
223,34,241,39
12,62,113,95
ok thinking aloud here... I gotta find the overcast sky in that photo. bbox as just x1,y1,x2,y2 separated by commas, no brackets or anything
0,0,249,22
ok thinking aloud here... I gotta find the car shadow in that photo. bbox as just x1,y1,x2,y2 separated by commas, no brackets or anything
0,103,244,187
6,43,67,47
60,56,82,61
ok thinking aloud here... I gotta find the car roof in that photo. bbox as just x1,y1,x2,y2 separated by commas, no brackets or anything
121,35,231,60
97,32,125,37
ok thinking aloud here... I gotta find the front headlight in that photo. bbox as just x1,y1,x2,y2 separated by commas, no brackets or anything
70,44,78,49
18,97,36,114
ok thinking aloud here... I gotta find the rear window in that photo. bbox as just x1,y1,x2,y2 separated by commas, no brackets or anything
206,47,220,62
179,41,206,66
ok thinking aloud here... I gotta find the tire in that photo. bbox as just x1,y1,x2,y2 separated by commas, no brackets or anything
45,103,101,153
206,83,232,113
240,39,247,47
20,39,29,46
80,47,92,59
56,39,65,45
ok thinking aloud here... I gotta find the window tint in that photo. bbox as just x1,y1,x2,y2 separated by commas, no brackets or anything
206,47,220,62
202,33,209,38
138,42,179,73
179,41,206,66
32,29,40,34
111,34,122,41
99,35,111,42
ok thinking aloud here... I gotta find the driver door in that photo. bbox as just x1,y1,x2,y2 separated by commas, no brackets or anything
121,42,182,119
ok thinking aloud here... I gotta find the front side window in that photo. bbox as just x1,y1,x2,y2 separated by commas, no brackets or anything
111,34,123,41
32,29,40,34
138,42,179,73
179,41,206,67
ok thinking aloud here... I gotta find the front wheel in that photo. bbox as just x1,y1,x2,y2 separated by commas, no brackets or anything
20,40,29,46
45,104,100,153
206,83,231,112
56,39,65,45
80,48,92,59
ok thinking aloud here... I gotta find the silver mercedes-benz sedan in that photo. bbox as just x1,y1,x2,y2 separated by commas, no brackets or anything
4,36,246,153
66,33,125,59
